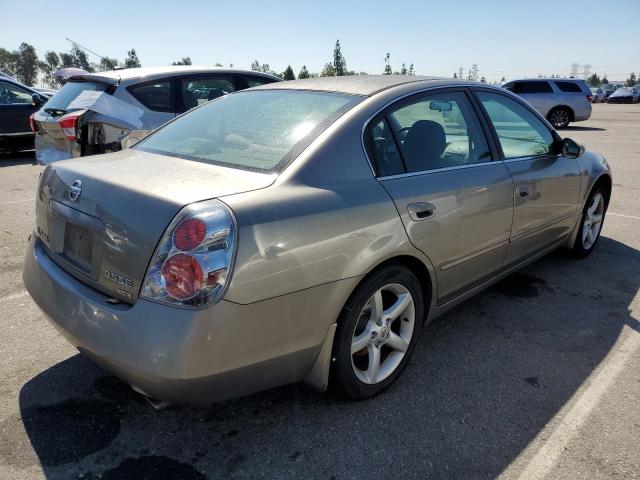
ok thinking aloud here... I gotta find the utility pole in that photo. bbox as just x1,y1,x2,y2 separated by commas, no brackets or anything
459,66,463,80
570,62,580,78
583,64,592,80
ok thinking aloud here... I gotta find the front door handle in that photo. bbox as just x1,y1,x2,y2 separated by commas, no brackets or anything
408,202,436,221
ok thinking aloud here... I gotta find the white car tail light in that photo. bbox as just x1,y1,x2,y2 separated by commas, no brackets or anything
141,199,237,308
58,112,81,141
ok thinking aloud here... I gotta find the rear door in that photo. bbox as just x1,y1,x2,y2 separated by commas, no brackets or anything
367,88,514,302
175,74,236,113
474,90,580,264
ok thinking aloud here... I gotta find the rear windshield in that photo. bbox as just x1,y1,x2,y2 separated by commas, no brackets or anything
136,89,362,173
42,80,109,111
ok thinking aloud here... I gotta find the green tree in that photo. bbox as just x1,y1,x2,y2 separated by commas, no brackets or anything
124,49,141,68
601,74,608,84
408,64,414,76
172,57,192,66
58,52,74,68
333,39,347,76
14,42,39,85
39,51,60,87
99,57,118,71
453,72,457,78
587,73,601,87
500,76,506,83
383,53,392,75
625,72,637,87
320,62,336,77
251,60,260,71
70,45,93,72
283,65,295,80
400,63,408,75
0,48,17,76
298,65,310,79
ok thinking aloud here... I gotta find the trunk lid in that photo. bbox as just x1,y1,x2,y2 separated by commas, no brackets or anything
36,148,276,302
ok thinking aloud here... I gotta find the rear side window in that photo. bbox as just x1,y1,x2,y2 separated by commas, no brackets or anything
513,81,553,94
367,118,405,176
375,91,490,174
179,76,235,111
477,92,554,159
128,80,172,112
555,81,582,93
245,76,277,88
42,81,109,112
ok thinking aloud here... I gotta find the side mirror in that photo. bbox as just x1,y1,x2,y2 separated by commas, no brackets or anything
561,138,584,159
31,93,43,105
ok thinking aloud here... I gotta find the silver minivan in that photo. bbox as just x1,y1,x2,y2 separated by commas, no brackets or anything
31,66,280,165
502,78,592,128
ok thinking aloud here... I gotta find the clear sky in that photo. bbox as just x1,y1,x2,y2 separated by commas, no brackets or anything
1,0,638,82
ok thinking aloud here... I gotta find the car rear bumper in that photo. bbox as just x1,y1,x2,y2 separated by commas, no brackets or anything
607,97,636,104
23,234,349,405
34,134,78,165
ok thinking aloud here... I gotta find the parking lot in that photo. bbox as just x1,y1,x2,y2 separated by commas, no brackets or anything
0,103,638,479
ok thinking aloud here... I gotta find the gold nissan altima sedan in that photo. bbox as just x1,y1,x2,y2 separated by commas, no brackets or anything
23,76,612,406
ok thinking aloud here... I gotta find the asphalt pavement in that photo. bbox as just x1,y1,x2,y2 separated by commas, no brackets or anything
0,103,638,479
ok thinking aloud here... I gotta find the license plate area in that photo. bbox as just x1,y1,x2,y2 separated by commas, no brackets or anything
63,223,93,273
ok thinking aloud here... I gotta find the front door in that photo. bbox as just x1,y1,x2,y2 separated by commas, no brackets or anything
367,89,514,302
0,81,37,135
474,90,581,264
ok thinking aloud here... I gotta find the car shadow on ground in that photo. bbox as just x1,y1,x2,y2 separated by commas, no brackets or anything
561,126,606,132
7,236,640,479
0,151,37,167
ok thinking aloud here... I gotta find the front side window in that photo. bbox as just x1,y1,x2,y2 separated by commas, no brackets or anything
514,81,553,94
0,82,32,105
180,76,235,111
128,80,172,112
137,89,362,173
477,91,554,159
374,91,490,173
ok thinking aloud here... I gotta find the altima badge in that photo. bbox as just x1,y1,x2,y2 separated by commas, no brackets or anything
68,180,82,202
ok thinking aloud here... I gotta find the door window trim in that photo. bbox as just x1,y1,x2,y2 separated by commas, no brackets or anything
468,87,563,162
362,86,499,179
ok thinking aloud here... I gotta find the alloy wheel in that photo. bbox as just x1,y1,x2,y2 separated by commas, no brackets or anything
582,192,604,249
351,283,415,385
550,109,569,128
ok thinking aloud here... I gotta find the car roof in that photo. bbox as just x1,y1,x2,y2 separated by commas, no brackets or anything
251,75,484,97
506,78,586,83
73,66,281,85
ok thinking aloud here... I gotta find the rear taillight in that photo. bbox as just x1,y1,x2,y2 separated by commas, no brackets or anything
587,95,593,103
141,199,237,308
29,113,37,133
58,112,80,141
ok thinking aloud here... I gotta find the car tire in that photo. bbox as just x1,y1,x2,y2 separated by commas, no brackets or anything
331,264,425,400
569,187,607,258
547,107,571,129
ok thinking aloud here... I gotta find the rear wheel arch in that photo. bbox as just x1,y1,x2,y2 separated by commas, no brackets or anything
342,255,433,325
549,105,575,121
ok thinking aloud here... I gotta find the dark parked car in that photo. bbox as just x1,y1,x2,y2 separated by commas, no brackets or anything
606,86,640,104
0,77,50,152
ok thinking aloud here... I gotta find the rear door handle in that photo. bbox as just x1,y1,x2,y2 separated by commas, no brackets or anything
516,186,530,198
407,202,436,221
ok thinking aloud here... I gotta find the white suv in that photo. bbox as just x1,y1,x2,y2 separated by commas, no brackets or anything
502,78,592,128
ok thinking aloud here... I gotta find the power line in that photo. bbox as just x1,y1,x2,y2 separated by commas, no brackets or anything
65,37,105,61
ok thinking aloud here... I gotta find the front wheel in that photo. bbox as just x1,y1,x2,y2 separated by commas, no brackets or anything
548,107,571,129
569,187,607,257
331,264,425,399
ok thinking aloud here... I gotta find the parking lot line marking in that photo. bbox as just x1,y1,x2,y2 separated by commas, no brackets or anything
0,199,32,206
609,212,640,220
515,326,640,480
0,290,29,303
